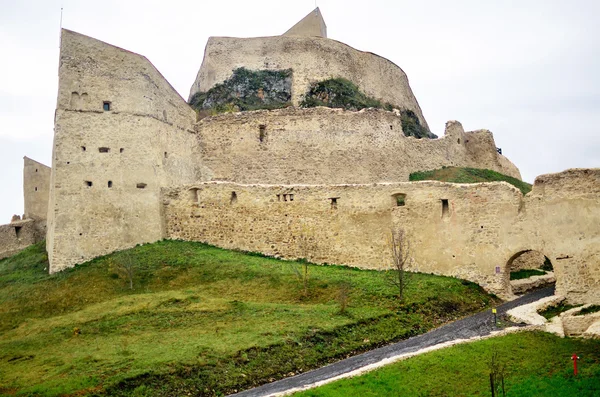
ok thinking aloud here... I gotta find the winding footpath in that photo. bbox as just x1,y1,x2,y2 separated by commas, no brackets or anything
230,287,554,397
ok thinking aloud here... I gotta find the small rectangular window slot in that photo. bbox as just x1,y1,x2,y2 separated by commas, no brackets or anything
103,101,111,111
289,194,294,201
99,147,110,153
108,181,113,188
441,199,449,218
164,152,168,158
85,181,93,187
81,146,86,152
35,168,38,172
393,193,406,207
277,194,281,202
34,187,38,192
120,148,124,153
230,191,237,205
330,197,338,209
283,194,288,202
136,183,147,189
259,124,266,143
14,226,22,239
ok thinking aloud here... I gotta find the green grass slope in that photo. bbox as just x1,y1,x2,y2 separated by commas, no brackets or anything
0,241,497,396
294,331,600,397
410,167,532,195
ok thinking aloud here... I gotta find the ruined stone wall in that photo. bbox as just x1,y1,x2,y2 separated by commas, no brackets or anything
47,30,202,273
189,35,429,129
197,110,521,184
163,169,599,303
0,219,37,260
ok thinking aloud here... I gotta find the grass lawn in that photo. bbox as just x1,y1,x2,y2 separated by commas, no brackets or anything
294,331,600,397
510,269,547,280
409,167,532,195
0,240,497,396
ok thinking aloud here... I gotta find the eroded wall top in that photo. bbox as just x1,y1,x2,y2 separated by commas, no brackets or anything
189,35,429,129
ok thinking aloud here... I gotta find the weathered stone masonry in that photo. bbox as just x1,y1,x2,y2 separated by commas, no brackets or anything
163,169,600,302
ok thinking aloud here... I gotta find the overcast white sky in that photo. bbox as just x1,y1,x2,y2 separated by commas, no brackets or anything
1,0,599,223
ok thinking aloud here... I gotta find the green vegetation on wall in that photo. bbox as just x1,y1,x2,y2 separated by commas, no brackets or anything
300,78,437,139
0,240,497,396
189,67,292,114
409,167,533,195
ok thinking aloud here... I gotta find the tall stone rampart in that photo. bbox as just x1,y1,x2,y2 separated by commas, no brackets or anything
162,168,599,303
189,35,429,128
23,157,51,240
196,110,521,184
47,30,203,273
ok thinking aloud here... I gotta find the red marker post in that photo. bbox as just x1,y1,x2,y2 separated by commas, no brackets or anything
571,354,580,376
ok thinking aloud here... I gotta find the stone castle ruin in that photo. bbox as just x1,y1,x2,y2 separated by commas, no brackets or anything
1,9,598,303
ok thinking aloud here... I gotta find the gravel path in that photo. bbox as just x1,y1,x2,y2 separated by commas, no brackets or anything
230,287,554,397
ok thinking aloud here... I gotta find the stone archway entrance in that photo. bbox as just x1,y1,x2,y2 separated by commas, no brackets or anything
506,250,555,295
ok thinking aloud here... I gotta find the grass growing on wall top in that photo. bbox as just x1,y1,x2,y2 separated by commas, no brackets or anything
300,77,437,139
293,331,600,397
0,240,497,396
409,167,533,195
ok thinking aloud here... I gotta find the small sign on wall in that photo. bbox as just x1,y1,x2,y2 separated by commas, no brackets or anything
495,266,501,274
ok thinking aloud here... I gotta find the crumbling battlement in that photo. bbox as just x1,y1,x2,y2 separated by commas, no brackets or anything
162,168,600,302
0,219,37,260
189,35,429,128
196,110,521,184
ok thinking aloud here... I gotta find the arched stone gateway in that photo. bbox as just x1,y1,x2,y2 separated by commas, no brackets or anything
505,250,554,296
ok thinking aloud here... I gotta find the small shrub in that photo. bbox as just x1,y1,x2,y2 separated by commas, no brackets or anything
189,67,292,114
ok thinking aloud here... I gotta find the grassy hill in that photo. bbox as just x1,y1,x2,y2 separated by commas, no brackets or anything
0,241,497,396
294,331,600,397
410,167,533,195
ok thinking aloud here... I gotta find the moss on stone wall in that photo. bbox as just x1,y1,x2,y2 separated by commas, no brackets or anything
189,67,292,114
301,78,436,139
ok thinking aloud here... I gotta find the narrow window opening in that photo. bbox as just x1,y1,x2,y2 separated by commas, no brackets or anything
259,124,266,143
393,193,406,207
289,194,294,201
276,194,281,202
66,162,70,164
120,148,124,153
330,197,338,209
164,152,168,158
103,101,111,111
441,199,449,218
230,191,237,205
99,147,110,153
108,181,113,188
457,138,461,144
35,168,38,172
390,125,393,130
81,146,86,152
283,194,288,202
188,188,199,203
136,183,147,189
14,226,22,239
85,181,92,187
34,187,38,192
